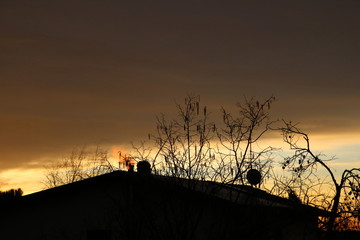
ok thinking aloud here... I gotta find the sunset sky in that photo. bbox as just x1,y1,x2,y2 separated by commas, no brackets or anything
1,0,360,194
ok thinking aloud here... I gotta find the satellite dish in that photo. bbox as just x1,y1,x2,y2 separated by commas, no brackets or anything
246,169,261,186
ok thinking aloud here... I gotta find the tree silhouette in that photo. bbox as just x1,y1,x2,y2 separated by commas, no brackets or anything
43,145,114,188
135,95,278,194
216,96,276,186
148,95,216,182
0,188,23,201
279,120,360,231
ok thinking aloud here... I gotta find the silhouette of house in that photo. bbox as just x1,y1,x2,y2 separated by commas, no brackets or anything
1,170,328,240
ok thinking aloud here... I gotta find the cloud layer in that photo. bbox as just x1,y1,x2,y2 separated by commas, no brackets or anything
1,0,360,176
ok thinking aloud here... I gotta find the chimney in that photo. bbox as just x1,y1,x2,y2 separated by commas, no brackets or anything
128,163,134,173
137,160,151,175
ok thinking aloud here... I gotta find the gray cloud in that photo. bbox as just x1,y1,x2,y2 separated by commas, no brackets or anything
1,0,360,173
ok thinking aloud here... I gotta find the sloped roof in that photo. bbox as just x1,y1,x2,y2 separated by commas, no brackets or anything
16,170,328,216
151,174,330,216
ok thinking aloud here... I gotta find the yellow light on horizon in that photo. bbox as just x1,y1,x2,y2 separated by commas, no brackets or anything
0,168,45,195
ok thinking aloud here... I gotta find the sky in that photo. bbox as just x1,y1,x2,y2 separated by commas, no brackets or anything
1,0,360,194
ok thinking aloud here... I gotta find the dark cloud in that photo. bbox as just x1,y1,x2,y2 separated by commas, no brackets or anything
1,0,360,172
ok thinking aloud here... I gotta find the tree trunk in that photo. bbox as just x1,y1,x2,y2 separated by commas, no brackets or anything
327,185,341,231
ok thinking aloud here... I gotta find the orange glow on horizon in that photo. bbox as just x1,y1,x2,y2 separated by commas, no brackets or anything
111,145,128,159
111,145,135,171
118,152,135,171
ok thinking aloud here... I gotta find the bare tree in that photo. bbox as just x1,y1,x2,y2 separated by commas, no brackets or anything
149,95,216,182
43,145,114,188
216,96,276,186
279,121,360,231
134,95,278,193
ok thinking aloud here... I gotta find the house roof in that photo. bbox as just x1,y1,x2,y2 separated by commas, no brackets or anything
151,174,330,216
16,170,329,217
